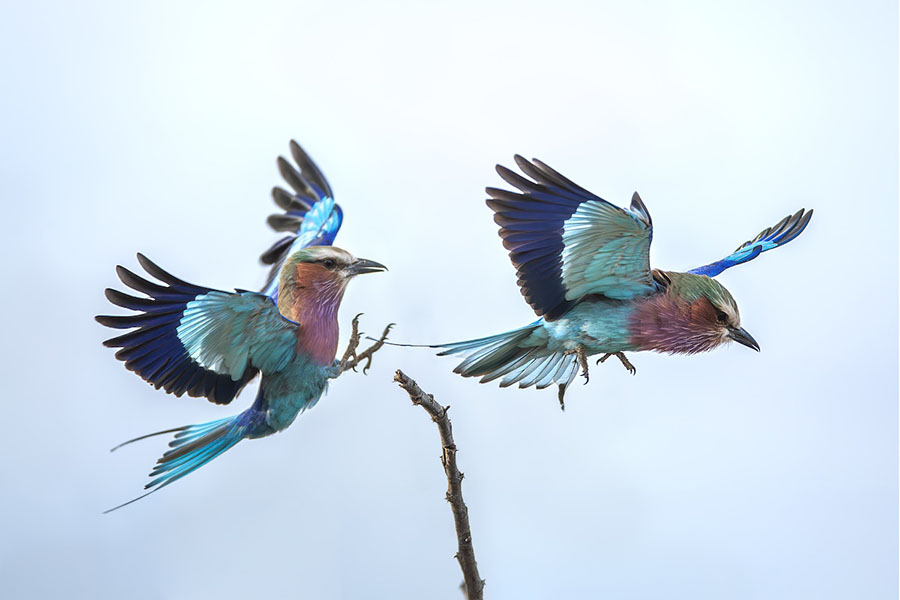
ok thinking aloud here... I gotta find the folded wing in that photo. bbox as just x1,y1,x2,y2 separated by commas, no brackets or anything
96,254,298,405
487,156,655,320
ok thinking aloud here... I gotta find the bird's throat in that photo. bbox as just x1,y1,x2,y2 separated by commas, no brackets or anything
628,293,724,355
278,264,346,366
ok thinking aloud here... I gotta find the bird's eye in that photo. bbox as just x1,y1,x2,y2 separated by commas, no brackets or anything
715,310,728,324
323,259,336,269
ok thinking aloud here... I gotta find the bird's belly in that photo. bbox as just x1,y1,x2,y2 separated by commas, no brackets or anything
543,300,637,355
263,361,329,433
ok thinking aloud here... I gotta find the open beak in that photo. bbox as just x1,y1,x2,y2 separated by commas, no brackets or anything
728,326,760,352
345,258,388,276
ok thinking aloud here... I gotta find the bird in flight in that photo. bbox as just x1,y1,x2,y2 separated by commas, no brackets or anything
97,142,388,511
435,156,812,408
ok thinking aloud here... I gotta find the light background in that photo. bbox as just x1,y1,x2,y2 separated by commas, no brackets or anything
0,1,896,598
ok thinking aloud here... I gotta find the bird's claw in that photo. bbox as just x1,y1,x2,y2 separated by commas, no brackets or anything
597,352,636,375
360,322,394,374
575,346,589,385
337,317,394,376
557,346,591,409
343,351,359,373
337,313,364,373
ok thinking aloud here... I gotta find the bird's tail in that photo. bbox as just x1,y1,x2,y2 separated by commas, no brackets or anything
105,399,268,513
436,322,579,390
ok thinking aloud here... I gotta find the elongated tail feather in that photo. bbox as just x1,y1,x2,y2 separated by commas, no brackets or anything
109,425,192,452
105,405,268,513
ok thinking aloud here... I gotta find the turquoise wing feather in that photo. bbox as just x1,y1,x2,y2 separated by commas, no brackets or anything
486,156,655,320
559,190,653,300
97,254,298,404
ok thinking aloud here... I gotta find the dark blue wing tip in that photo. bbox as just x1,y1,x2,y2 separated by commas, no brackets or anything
775,208,813,245
97,257,248,405
689,208,813,277
738,208,813,251
259,141,341,285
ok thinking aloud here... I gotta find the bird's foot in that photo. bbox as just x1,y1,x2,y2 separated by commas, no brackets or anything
574,346,590,385
337,313,364,373
357,321,394,374
338,314,394,376
596,352,637,375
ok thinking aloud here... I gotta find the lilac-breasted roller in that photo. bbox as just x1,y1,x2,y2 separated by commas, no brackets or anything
97,142,385,511
435,156,812,407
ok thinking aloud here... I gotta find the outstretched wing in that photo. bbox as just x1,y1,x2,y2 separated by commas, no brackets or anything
97,254,298,405
486,156,655,320
260,141,343,298
688,209,813,278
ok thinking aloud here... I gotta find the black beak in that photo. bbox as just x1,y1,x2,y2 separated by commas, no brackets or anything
728,326,760,352
345,258,388,276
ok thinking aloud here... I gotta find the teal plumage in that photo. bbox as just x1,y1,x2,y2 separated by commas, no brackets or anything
436,156,812,405
98,139,386,512
98,247,386,512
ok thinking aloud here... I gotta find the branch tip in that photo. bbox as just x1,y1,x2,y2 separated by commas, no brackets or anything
393,370,484,600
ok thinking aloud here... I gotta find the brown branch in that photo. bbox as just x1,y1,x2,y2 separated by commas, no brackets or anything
394,370,485,600
337,313,394,375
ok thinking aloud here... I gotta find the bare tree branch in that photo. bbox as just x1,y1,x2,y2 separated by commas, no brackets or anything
337,313,394,375
394,369,485,600
336,325,484,597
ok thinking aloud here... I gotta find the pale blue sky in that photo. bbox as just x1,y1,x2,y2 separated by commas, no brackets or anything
0,1,896,598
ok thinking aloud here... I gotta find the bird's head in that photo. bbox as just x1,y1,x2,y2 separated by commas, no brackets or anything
278,246,386,309
283,246,386,282
276,246,386,364
631,271,759,354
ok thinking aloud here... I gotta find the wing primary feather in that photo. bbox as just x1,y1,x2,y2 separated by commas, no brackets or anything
136,254,196,290
272,187,312,212
531,158,598,198
629,192,652,226
512,155,546,184
266,214,303,232
689,208,813,277
289,140,334,199
115,266,173,298
277,156,316,198
495,164,540,192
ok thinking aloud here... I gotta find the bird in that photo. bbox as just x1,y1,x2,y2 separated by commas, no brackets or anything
432,156,813,409
97,142,387,512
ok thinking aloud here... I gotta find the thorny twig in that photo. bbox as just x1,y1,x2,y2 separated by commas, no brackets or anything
337,313,394,375
394,370,485,600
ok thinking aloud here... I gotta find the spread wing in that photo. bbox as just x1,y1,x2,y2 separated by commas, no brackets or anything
688,209,813,278
486,156,655,320
96,254,298,405
260,140,343,297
